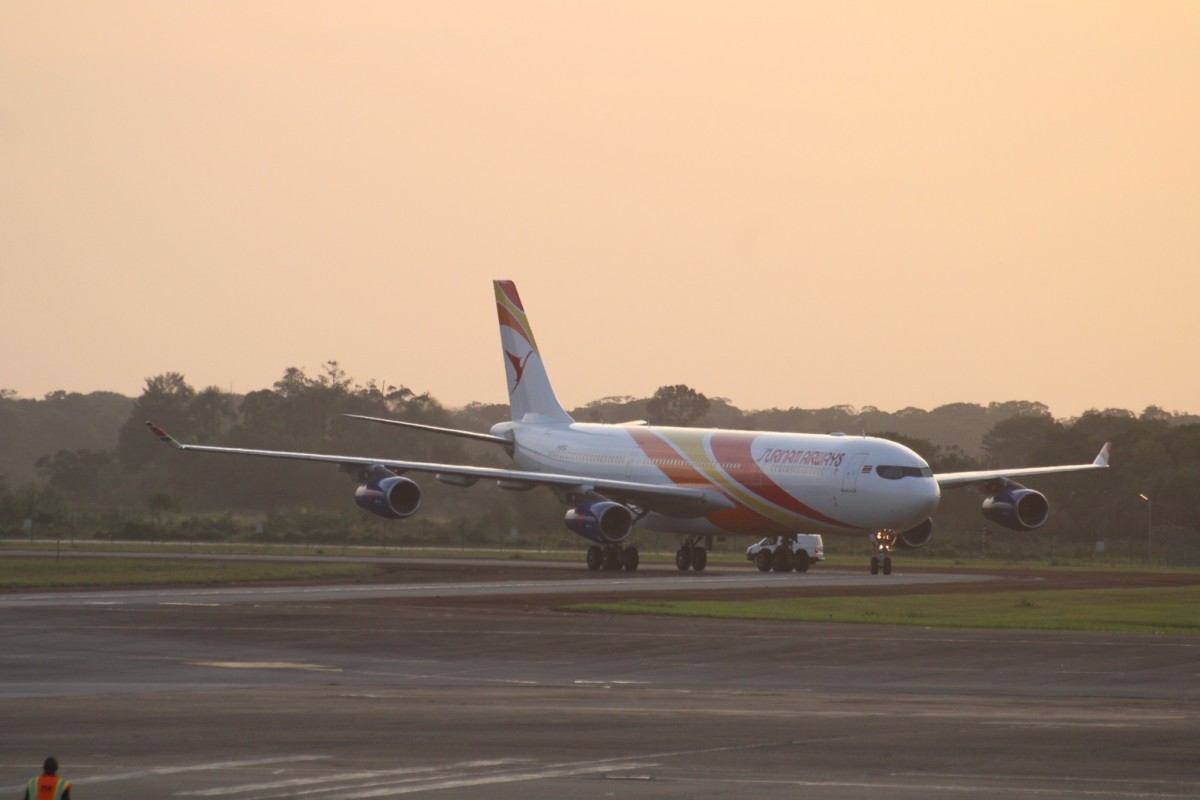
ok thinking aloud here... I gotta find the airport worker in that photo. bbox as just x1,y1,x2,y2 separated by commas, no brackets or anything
24,757,71,800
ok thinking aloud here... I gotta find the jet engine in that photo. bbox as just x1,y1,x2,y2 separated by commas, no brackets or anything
896,518,934,549
355,476,422,519
981,483,1050,531
564,501,634,544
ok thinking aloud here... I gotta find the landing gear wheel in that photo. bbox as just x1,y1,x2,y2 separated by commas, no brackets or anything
622,546,640,571
773,547,793,572
755,549,773,572
692,546,708,572
586,546,602,571
870,530,898,577
675,547,693,572
794,551,810,573
601,545,622,571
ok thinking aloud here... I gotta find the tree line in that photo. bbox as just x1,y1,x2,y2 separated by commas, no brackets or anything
1,368,1197,561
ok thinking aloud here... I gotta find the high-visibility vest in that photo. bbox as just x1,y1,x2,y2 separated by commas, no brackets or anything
27,775,69,800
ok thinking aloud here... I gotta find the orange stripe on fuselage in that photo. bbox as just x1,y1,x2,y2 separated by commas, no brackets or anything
624,426,856,533
624,427,787,535
708,432,853,529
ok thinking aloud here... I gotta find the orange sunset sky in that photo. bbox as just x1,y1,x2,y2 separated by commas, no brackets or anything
3,2,1198,418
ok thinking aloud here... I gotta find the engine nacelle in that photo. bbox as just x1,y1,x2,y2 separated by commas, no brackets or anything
355,476,422,519
982,485,1049,531
564,501,634,544
897,518,934,549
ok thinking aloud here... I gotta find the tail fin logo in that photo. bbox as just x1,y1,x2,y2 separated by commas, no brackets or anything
505,349,533,395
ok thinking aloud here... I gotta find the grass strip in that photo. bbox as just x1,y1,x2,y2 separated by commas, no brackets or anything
0,556,378,589
564,586,1200,635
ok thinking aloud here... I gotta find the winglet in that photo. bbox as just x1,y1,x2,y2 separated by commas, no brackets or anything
1093,442,1112,468
145,421,185,449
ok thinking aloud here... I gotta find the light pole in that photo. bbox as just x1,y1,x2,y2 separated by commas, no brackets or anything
1138,493,1153,563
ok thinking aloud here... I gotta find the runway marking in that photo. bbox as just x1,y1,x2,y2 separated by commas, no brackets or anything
183,746,782,799
315,761,659,798
177,760,526,796
180,760,654,800
0,756,331,791
187,661,341,672
573,679,648,686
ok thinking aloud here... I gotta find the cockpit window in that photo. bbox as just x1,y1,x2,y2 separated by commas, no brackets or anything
876,465,934,480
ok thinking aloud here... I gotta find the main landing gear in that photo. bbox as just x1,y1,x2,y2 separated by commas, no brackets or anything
675,535,711,572
870,530,895,576
586,544,639,572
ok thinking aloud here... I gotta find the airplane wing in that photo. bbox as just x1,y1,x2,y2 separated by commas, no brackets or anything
342,414,512,446
146,422,733,518
935,442,1111,488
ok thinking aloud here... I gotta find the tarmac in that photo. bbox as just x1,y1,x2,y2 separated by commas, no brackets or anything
2,559,1198,799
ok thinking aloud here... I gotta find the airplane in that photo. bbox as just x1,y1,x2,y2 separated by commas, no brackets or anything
148,280,1111,575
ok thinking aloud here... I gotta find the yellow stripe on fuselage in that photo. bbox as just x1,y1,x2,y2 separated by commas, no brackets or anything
654,429,812,529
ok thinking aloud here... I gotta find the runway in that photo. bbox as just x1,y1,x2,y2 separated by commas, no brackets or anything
0,562,995,607
2,560,1197,799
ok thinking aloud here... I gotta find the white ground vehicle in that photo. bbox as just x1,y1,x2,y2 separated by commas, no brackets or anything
746,534,825,573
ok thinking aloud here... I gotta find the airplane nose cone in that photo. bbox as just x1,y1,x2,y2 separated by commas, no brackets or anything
875,475,941,532
898,477,941,529
919,478,941,517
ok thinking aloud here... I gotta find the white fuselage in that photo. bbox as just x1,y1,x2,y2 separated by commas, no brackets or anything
496,421,941,539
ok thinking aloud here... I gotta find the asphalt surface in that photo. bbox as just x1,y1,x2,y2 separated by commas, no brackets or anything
2,560,1197,799
0,562,996,607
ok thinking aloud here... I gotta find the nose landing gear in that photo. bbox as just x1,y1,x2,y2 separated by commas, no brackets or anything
870,530,895,576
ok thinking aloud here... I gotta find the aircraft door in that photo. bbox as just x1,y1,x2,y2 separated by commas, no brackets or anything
841,453,869,493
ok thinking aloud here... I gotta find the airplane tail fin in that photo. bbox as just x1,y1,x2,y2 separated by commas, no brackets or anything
494,280,574,424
